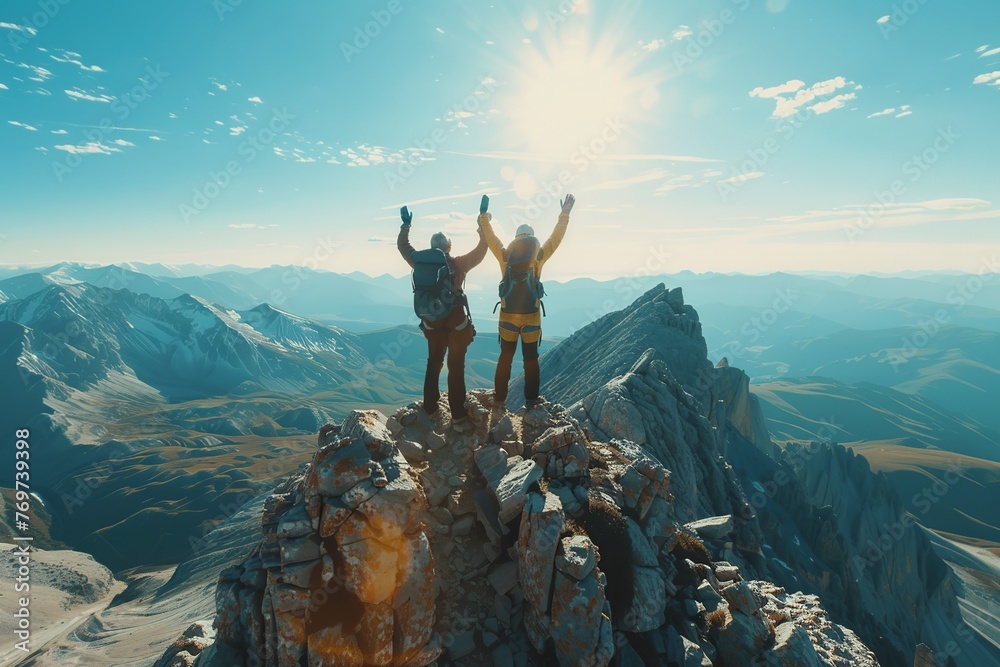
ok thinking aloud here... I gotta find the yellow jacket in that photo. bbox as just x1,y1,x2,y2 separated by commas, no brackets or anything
479,211,570,340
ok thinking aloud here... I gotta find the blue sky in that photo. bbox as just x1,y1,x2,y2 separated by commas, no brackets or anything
1,0,998,278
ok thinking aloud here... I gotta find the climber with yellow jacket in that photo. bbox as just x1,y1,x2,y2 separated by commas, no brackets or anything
478,193,575,409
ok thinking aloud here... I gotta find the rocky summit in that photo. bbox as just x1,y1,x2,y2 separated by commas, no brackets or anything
158,393,873,667
155,284,1000,667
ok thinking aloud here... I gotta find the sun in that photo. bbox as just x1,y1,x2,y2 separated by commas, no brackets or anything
503,28,658,158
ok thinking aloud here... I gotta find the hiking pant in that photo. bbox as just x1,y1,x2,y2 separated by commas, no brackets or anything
423,317,475,419
494,337,539,405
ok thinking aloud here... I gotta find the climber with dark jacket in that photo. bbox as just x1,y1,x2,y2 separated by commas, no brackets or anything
397,203,487,429
479,193,575,409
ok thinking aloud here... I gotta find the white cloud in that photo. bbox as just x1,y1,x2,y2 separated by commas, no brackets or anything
341,144,436,168
53,141,122,155
869,105,911,118
149,135,164,141
64,88,115,103
17,63,53,81
112,139,135,147
213,82,228,92
809,92,857,115
0,83,7,90
639,39,667,52
876,15,891,24
976,45,989,53
973,71,1000,85
673,25,693,40
720,172,765,184
8,120,38,131
751,77,857,118
980,47,1000,58
229,126,246,136
750,80,805,99
0,22,37,36
868,108,895,118
247,96,262,104
49,50,105,72
51,129,68,135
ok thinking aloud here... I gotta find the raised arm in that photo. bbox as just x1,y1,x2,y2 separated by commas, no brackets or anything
454,224,488,273
397,205,416,268
539,194,574,262
476,194,507,270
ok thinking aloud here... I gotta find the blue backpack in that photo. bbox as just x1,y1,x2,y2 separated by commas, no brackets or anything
411,248,456,325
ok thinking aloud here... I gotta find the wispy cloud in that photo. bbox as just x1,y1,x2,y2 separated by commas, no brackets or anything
248,96,262,104
720,172,764,184
639,39,667,52
867,106,911,119
979,47,1000,58
50,50,105,72
580,168,671,193
876,15,891,24
341,144,435,168
443,150,720,164
8,120,37,131
17,63,54,82
0,22,37,36
750,77,859,118
385,187,503,210
868,107,895,118
65,88,115,103
53,142,123,155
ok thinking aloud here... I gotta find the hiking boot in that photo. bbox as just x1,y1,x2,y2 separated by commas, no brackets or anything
524,397,544,410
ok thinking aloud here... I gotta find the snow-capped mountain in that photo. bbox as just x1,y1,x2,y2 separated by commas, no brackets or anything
0,283,372,402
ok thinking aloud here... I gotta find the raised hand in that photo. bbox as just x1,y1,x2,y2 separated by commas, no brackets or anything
480,194,490,214
400,205,413,226
560,194,576,215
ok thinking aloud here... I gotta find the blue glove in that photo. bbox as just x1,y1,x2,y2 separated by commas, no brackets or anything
480,195,489,214
400,206,413,226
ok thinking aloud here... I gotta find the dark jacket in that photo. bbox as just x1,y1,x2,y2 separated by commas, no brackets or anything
397,224,488,301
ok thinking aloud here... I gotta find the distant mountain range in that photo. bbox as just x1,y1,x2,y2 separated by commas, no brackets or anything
1,261,998,570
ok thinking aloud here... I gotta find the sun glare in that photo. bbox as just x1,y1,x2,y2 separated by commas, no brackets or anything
504,31,656,158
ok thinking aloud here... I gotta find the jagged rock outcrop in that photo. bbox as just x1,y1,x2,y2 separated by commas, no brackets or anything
191,410,439,667
173,390,879,666
516,283,1000,667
